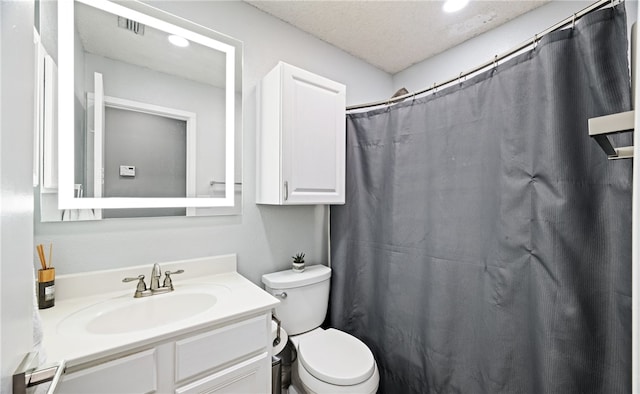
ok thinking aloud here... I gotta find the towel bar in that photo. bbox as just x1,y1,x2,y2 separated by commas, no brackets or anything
13,351,65,394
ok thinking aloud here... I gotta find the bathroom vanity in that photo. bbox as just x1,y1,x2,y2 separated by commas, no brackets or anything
39,255,279,393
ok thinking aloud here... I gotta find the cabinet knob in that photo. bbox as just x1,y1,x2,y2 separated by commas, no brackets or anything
284,181,289,201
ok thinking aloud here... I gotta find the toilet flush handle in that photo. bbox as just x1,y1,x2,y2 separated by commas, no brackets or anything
274,292,287,299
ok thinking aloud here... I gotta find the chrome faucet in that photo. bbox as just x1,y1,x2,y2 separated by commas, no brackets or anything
122,263,184,298
150,263,162,291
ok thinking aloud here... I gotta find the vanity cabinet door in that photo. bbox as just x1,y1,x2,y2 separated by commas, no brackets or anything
175,352,270,394
174,315,268,382
257,61,346,205
58,349,157,394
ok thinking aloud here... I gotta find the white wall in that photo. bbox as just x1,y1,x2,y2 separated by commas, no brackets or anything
394,1,638,92
1,1,36,391
34,1,392,285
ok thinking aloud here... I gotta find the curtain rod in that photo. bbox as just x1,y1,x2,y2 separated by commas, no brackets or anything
347,0,620,112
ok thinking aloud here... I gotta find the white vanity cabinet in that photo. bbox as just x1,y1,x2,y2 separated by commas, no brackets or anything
57,314,271,394
257,62,346,205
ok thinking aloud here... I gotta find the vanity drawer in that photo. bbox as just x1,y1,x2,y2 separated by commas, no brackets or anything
175,315,268,381
59,349,157,393
175,352,270,394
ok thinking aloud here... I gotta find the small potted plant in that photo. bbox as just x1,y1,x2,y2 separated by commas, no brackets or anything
292,252,306,273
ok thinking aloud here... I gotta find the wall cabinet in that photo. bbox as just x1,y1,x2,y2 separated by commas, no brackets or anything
257,62,346,205
57,314,271,394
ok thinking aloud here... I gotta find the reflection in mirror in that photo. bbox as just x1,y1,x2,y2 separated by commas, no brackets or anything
36,0,242,221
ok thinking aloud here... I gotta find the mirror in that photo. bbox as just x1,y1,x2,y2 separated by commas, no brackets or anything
39,0,242,220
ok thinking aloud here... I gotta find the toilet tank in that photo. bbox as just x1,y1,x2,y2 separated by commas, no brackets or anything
262,265,331,335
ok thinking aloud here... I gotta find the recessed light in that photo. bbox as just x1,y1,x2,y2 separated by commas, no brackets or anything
168,35,189,47
443,0,469,13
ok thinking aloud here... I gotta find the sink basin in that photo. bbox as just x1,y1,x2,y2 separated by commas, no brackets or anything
57,284,230,336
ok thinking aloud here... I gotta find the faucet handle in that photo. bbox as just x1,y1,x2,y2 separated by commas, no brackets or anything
122,275,147,294
123,274,145,284
163,270,184,290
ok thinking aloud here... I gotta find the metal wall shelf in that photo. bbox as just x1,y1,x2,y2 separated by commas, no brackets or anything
588,110,634,160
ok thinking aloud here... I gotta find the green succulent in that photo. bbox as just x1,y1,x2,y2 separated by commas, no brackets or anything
292,252,305,264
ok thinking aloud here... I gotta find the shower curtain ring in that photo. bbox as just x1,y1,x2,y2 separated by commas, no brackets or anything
432,82,437,95
493,55,498,70
572,14,576,29
533,34,538,48
459,72,464,85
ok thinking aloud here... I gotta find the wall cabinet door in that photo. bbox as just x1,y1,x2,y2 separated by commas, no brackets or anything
175,352,270,394
257,62,346,205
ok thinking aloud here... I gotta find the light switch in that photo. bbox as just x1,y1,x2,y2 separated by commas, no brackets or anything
119,165,136,177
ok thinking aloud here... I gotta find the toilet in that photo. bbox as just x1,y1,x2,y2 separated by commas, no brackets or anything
262,265,379,394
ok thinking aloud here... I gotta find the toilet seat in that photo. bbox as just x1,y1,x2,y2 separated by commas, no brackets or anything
298,328,375,386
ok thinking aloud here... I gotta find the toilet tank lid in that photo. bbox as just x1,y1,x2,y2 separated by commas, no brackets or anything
262,264,331,289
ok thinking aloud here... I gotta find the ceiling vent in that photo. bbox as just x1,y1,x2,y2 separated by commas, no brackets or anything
117,16,145,35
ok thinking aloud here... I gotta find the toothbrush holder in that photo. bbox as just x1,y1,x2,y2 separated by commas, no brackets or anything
37,268,55,309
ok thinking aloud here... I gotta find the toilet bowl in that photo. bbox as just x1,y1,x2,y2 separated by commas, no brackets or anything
290,328,379,394
262,265,379,394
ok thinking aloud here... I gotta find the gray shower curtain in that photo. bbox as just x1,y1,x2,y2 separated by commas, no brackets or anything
329,5,632,394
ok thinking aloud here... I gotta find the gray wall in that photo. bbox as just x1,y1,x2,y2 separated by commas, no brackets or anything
34,0,393,285
1,1,36,391
103,107,187,218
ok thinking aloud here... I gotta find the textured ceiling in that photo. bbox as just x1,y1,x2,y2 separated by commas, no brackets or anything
245,0,550,74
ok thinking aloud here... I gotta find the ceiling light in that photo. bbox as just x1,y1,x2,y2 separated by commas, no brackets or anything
443,0,469,13
168,35,189,47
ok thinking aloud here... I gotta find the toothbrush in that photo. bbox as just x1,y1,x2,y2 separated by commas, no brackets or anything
48,243,53,269
36,244,47,270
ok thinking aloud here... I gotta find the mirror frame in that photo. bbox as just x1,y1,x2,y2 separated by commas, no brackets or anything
58,0,237,209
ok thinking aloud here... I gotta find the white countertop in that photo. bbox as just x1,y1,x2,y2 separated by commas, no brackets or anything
39,255,279,367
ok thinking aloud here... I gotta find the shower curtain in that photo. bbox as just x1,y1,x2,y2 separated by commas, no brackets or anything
329,5,632,394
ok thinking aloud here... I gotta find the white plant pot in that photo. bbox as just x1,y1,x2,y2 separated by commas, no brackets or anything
292,262,305,273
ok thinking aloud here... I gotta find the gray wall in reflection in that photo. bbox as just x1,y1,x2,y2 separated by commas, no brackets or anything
103,107,187,218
